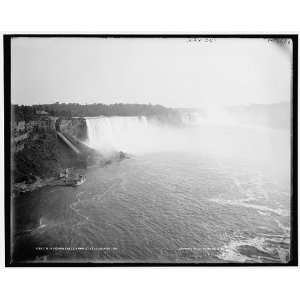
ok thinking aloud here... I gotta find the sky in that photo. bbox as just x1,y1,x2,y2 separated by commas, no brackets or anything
11,37,293,108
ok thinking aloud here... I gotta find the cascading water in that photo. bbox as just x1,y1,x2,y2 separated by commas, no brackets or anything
86,116,166,154
85,115,209,155
85,114,290,181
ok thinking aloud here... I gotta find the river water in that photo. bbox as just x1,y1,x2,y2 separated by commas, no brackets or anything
12,119,291,264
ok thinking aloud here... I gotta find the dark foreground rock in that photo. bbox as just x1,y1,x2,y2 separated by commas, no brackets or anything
12,128,130,194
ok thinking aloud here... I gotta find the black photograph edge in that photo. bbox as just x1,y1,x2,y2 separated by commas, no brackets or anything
3,33,298,267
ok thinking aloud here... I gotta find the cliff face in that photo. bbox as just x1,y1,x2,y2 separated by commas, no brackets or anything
12,116,58,153
13,130,80,183
12,116,126,190
12,117,90,185
57,118,88,140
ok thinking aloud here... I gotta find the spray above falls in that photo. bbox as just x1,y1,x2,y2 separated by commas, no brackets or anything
85,113,210,155
86,116,171,155
85,113,290,180
85,115,196,155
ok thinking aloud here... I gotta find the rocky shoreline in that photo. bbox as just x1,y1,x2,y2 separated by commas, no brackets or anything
14,176,56,194
12,115,130,195
13,151,130,195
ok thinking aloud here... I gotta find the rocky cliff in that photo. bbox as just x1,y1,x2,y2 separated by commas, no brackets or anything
13,130,80,184
12,117,91,188
57,118,88,140
12,116,127,193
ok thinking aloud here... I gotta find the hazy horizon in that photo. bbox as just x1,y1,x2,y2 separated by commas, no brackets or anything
11,100,290,110
11,37,292,108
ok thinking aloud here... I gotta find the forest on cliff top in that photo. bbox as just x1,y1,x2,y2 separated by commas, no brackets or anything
12,102,179,122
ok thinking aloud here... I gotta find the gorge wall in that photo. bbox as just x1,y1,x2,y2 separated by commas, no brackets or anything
57,118,88,141
12,117,91,185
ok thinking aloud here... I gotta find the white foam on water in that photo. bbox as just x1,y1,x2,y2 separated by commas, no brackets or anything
70,194,91,226
274,219,290,233
217,235,289,263
209,197,289,217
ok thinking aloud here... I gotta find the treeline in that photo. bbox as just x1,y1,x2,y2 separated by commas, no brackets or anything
12,102,179,121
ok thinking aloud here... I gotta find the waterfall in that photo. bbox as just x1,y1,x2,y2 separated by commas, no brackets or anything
86,116,161,154
85,116,202,155
85,114,288,171
85,114,244,156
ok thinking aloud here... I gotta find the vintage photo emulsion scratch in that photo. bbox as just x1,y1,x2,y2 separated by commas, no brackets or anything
4,35,297,266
